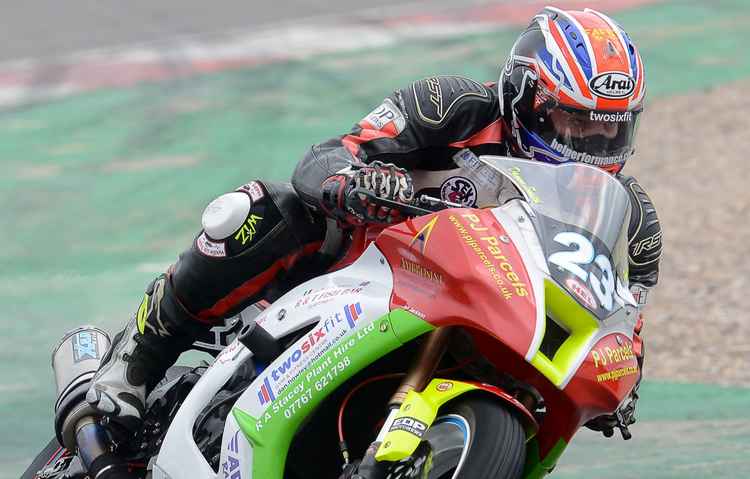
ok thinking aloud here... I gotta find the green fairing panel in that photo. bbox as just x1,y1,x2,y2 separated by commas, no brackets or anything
233,309,434,478
523,438,568,478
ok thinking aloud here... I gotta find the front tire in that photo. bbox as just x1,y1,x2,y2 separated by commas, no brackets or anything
386,395,526,479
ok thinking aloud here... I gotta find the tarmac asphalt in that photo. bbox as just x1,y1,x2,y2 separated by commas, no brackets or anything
1,0,494,62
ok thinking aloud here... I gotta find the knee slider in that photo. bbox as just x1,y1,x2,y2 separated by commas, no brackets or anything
196,181,282,258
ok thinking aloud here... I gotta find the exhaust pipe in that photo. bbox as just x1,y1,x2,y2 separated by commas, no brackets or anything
51,326,111,450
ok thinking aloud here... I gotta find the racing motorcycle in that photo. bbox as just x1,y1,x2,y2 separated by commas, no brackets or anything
23,156,641,479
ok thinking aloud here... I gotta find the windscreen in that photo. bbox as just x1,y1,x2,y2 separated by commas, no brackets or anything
479,156,633,318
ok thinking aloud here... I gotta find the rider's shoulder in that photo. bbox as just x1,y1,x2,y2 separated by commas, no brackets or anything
615,174,655,203
401,75,498,128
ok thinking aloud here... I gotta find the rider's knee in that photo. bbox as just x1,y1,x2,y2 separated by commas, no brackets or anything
194,180,324,256
170,180,326,320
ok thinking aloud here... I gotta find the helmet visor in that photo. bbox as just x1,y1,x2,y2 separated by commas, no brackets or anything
533,101,642,170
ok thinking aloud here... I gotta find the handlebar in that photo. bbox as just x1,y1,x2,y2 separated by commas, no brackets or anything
352,189,462,218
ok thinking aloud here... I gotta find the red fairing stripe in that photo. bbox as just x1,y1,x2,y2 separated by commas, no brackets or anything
197,241,323,322
342,119,401,157
448,119,503,148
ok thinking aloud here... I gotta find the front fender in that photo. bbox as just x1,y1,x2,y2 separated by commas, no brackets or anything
376,378,538,462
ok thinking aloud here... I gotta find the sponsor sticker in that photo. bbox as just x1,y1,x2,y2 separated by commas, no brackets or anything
408,216,438,256
293,283,369,309
589,71,635,99
400,258,443,285
453,148,500,188
222,430,243,479
253,322,379,432
450,214,529,300
589,111,633,122
584,27,619,42
238,181,265,202
405,306,426,319
257,303,364,406
217,340,244,365
435,381,453,392
440,176,477,207
550,138,628,167
566,277,597,310
629,283,649,307
72,331,99,363
509,167,542,204
596,365,638,383
257,376,277,406
234,214,263,246
591,340,634,369
363,98,406,134
389,417,428,438
197,232,227,257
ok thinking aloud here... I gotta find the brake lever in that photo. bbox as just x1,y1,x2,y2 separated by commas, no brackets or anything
415,194,464,210
351,189,434,217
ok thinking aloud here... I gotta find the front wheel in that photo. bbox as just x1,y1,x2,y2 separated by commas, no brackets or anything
386,395,526,479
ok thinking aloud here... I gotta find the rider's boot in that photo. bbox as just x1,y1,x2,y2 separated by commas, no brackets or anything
86,273,203,430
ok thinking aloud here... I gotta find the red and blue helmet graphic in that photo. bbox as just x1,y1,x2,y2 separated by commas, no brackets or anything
501,8,646,173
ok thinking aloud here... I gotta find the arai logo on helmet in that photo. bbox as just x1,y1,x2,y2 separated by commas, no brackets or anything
589,72,635,99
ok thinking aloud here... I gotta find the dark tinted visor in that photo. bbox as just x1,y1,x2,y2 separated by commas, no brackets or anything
533,102,642,169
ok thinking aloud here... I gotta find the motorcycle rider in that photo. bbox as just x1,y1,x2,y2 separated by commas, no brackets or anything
86,7,661,436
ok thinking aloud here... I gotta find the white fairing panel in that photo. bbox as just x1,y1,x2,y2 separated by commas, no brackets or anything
491,202,548,361
154,244,393,479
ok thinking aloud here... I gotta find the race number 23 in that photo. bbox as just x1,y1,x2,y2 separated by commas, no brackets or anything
548,232,627,311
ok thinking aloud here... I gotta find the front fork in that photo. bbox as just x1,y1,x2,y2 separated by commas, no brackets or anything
352,327,540,479
355,327,453,478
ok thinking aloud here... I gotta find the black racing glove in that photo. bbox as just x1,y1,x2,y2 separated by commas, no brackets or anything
321,161,414,224
585,388,639,440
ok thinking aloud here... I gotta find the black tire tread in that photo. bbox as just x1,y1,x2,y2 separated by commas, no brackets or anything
442,394,526,479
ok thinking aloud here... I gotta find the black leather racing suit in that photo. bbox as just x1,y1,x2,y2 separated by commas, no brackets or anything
157,74,661,352
292,75,661,286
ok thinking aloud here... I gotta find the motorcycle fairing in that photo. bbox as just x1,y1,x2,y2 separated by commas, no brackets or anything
482,157,639,387
234,244,394,415
524,438,568,478
153,245,434,479
490,202,618,389
233,308,433,478
536,214,632,321
379,208,546,364
154,339,252,478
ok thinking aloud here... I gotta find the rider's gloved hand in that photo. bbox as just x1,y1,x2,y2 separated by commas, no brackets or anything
321,161,414,224
585,388,638,439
